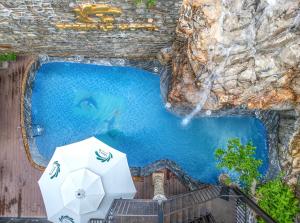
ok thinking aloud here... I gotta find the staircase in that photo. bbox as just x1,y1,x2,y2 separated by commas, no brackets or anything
89,184,277,223
162,186,221,223
100,185,221,223
105,199,159,223
188,214,216,223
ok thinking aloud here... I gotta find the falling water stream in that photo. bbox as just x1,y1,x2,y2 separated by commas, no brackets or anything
181,0,235,126
179,0,295,125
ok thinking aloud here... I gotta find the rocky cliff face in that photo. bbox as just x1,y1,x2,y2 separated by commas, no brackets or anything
290,129,300,188
164,0,300,111
278,110,300,186
160,0,300,185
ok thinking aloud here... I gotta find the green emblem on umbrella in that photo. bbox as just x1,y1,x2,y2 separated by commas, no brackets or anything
95,149,113,163
49,161,60,179
59,215,74,223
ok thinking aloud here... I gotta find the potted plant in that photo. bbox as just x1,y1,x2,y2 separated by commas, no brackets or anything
0,53,17,69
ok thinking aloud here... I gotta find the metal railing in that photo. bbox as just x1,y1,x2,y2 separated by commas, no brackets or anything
162,186,221,223
231,187,277,223
89,186,277,223
92,186,221,223
102,199,160,223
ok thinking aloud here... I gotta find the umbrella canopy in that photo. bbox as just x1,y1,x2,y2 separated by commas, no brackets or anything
38,137,136,223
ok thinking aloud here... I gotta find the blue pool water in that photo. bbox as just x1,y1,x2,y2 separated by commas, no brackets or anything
31,62,268,183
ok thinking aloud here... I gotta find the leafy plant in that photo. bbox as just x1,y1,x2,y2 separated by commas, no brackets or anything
0,53,16,62
215,138,300,222
146,0,156,7
256,178,300,223
134,0,157,7
214,138,262,193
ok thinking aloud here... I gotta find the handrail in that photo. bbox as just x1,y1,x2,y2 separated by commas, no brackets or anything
162,186,221,214
165,184,214,200
231,186,277,223
100,185,277,223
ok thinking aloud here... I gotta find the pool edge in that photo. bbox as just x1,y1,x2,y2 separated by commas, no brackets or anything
20,56,46,171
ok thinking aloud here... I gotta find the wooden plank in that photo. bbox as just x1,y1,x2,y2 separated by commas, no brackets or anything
0,57,45,218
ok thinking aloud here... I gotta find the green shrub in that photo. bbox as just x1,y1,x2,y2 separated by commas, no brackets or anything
256,178,300,223
215,138,262,193
146,0,156,7
134,0,157,7
215,138,300,222
0,53,16,62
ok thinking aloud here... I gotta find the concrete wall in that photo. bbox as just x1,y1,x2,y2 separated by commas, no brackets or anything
0,0,182,58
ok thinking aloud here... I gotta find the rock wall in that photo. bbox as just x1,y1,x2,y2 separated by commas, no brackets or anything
164,0,300,111
0,0,182,58
278,110,300,185
290,126,300,185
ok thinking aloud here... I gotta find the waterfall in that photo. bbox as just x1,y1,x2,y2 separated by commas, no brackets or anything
180,0,281,126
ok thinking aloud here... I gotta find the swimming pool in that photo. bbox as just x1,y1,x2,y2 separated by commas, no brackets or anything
30,62,268,183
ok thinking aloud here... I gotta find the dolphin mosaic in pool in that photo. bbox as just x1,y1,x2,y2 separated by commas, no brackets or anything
29,62,269,183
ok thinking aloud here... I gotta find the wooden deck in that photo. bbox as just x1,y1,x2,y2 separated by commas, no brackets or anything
0,56,45,217
0,57,189,218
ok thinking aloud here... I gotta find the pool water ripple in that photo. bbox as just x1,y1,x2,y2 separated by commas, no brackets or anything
31,62,269,183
